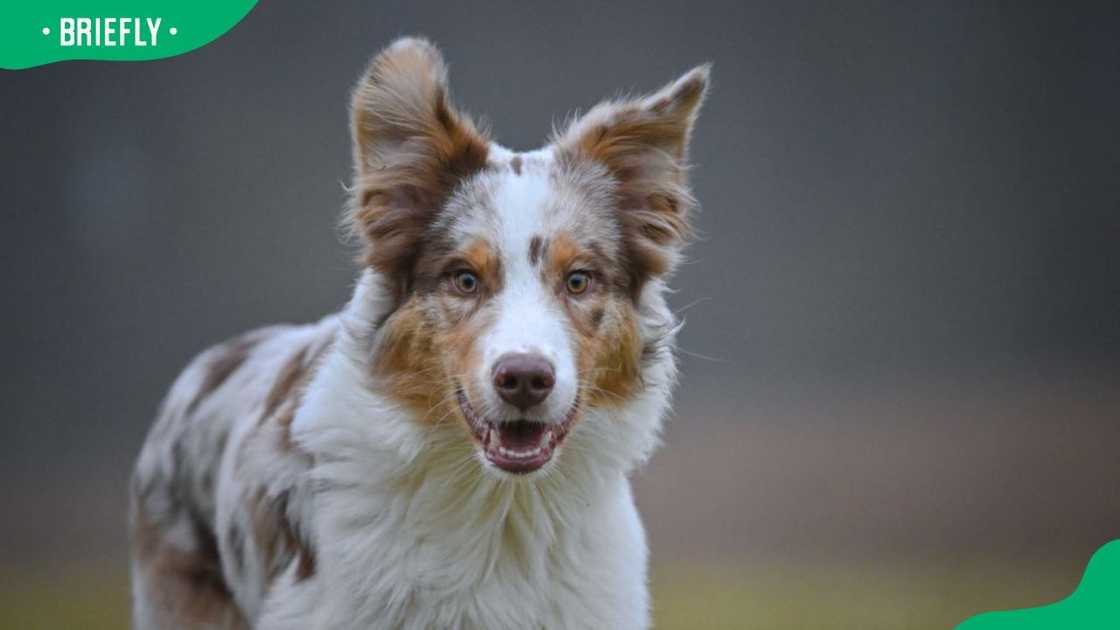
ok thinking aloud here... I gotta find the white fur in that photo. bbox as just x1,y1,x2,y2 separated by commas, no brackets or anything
475,163,579,425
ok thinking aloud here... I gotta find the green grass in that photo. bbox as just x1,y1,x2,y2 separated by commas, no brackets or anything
652,560,1078,630
0,560,1078,629
0,568,130,630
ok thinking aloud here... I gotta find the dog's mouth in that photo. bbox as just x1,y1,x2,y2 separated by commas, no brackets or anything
456,388,579,475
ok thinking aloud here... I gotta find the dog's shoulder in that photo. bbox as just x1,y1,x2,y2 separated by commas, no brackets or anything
133,319,333,512
130,318,335,622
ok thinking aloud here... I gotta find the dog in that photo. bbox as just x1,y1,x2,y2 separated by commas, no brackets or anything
129,37,708,630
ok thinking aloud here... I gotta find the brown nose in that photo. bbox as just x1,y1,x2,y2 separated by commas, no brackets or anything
492,353,555,411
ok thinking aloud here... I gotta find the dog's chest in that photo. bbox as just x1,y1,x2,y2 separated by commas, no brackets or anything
300,473,649,630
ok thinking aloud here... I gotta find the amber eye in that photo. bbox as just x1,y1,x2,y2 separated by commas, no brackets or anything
565,271,591,295
453,270,480,294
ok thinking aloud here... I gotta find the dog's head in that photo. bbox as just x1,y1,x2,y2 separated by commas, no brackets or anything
346,38,707,476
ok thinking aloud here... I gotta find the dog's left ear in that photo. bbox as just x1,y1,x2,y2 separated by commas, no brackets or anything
555,65,710,283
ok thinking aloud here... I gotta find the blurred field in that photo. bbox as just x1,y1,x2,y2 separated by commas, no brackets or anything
652,559,1077,630
0,567,130,630
0,559,1078,630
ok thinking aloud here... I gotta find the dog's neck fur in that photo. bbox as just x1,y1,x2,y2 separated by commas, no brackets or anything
281,270,675,628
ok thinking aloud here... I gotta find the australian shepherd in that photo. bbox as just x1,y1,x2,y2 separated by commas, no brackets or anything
129,37,708,630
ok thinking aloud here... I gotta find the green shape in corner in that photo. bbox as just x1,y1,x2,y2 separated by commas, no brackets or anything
958,540,1120,630
1,1,257,70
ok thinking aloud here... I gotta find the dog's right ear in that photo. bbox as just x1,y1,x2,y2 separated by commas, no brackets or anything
348,37,489,281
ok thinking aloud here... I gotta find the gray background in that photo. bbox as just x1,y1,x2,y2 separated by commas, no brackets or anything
2,0,1117,580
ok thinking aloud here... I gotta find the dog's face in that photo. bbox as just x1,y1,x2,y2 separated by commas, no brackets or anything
348,39,706,475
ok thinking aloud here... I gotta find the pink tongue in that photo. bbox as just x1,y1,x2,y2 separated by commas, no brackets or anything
498,422,547,450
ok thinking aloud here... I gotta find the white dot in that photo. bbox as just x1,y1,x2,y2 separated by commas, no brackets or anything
169,27,178,36
42,27,50,35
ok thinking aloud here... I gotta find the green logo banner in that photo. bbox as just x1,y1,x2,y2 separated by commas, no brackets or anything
958,540,1120,629
0,1,258,70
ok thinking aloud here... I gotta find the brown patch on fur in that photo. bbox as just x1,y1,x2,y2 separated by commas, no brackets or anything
461,239,502,290
459,240,492,273
545,232,627,293
412,237,503,298
541,231,645,405
528,235,544,266
349,38,490,297
554,66,708,291
546,233,580,274
188,336,257,413
373,293,490,424
264,336,333,452
131,504,249,628
272,401,300,453
509,155,523,175
249,490,317,583
580,306,643,406
295,540,317,581
373,299,445,416
228,524,246,576
589,306,606,330
264,334,331,420
264,348,307,420
231,338,327,585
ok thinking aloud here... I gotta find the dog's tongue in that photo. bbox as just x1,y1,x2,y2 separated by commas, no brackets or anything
498,421,548,450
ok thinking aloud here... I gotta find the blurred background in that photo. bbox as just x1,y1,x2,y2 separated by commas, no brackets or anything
2,2,1118,628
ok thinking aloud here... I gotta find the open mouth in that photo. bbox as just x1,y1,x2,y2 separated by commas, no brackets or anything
456,388,578,474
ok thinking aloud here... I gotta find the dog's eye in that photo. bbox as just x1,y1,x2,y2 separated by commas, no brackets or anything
452,270,480,294
565,271,591,295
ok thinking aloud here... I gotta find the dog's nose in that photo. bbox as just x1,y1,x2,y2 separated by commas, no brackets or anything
492,353,555,411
